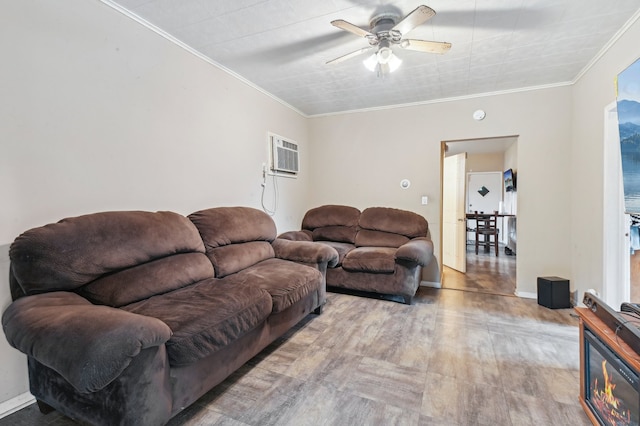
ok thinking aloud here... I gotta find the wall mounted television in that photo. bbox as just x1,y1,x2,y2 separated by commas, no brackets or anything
504,168,516,192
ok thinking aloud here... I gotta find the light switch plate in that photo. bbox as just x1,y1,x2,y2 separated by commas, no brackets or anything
421,196,428,205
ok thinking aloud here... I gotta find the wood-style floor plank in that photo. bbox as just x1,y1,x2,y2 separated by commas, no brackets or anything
0,273,591,426
443,245,516,296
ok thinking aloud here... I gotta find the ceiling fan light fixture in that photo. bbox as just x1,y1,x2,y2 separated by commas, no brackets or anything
363,53,378,72
363,48,402,74
387,52,402,73
377,46,393,64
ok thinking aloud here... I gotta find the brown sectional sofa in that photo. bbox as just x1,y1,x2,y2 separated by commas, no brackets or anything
278,205,434,304
2,206,338,426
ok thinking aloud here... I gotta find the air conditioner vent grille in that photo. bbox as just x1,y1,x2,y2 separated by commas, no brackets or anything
282,140,297,150
270,135,299,175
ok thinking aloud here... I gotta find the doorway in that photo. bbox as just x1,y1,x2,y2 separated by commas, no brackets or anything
441,136,518,296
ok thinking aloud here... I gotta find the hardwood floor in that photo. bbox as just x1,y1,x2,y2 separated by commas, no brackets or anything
443,244,516,296
1,285,589,425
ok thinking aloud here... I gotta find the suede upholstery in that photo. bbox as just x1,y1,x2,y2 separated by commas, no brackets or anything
342,247,397,273
302,205,360,244
79,253,214,307
2,207,338,426
271,238,339,268
9,211,205,295
122,278,273,366
279,205,434,304
188,207,276,277
3,292,172,393
359,206,428,238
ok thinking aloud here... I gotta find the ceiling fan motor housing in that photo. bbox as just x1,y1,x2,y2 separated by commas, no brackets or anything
368,14,402,45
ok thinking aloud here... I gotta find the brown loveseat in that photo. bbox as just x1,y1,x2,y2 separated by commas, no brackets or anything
2,207,338,426
278,205,434,304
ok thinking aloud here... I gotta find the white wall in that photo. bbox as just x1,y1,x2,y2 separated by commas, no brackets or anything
466,152,505,173
0,0,310,244
571,15,640,301
0,0,308,408
308,87,574,289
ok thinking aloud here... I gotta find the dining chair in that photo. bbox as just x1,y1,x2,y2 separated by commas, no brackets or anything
474,210,499,256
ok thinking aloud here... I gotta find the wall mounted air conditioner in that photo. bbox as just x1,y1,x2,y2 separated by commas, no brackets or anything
269,133,299,176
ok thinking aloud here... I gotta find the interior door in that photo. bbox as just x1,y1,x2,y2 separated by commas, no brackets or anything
443,153,466,272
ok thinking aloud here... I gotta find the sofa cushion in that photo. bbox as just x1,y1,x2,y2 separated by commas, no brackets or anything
316,241,355,266
78,253,215,307
122,278,272,366
208,241,275,278
312,226,358,244
302,205,360,244
189,207,277,278
222,258,323,313
302,205,361,229
189,207,276,248
359,207,428,238
10,211,205,295
355,230,410,248
342,247,396,273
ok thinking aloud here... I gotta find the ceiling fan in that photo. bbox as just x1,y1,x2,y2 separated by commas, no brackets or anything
327,5,451,76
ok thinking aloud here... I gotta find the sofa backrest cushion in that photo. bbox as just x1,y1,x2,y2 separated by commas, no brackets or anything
355,207,428,248
355,230,410,248
79,253,214,307
9,211,210,301
188,207,276,278
302,205,360,244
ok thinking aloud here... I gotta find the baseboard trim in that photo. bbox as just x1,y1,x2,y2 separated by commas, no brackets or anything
420,280,441,289
0,392,35,419
516,291,537,300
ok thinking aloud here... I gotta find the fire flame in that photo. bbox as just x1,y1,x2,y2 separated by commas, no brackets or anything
591,360,631,425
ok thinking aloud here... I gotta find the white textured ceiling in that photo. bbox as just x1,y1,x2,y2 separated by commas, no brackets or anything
106,0,640,116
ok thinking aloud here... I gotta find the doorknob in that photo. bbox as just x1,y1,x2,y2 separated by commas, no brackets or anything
457,218,465,222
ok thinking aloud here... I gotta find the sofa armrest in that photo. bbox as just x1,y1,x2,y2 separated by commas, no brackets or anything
2,291,172,393
277,230,313,242
395,237,434,267
272,238,339,268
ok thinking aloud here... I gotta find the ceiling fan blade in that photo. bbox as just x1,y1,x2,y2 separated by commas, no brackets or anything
392,5,436,36
326,47,373,65
331,19,374,38
400,39,451,54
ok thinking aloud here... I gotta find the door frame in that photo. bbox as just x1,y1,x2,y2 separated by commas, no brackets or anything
440,135,519,282
602,101,630,308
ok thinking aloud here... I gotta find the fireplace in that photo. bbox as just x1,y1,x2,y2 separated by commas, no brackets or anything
584,327,640,425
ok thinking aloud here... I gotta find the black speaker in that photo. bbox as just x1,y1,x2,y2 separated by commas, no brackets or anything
537,276,570,309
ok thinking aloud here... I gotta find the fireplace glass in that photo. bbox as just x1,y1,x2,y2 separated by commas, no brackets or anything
585,327,640,425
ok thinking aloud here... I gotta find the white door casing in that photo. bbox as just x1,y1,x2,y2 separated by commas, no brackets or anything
602,101,630,308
